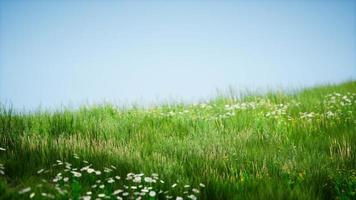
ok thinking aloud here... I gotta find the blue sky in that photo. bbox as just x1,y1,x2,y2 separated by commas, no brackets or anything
1,0,355,109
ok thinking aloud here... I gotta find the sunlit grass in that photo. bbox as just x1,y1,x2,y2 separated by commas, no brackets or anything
0,81,355,199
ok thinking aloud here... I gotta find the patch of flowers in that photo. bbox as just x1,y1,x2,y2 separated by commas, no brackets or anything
265,104,288,119
17,154,205,199
299,112,317,121
142,92,355,124
323,92,355,120
150,99,272,121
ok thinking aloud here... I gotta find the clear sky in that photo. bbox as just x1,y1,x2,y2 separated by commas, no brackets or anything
1,0,355,110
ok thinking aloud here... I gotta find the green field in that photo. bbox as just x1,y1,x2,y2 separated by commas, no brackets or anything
0,81,355,200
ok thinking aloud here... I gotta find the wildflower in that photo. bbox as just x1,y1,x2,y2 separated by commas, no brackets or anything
113,189,123,195
192,188,200,193
95,170,102,175
0,147,5,151
104,167,112,173
149,191,156,197
133,176,142,183
37,169,44,174
71,171,82,177
199,183,205,188
65,162,72,169
86,191,92,195
99,184,105,189
176,196,183,200
141,188,149,193
98,193,105,198
187,194,197,200
136,173,144,177
81,165,92,171
107,178,115,183
171,183,177,188
19,187,31,194
144,177,154,183
126,175,133,180
326,111,335,118
115,176,121,180
82,196,91,200
63,177,69,182
122,192,129,196
29,193,35,198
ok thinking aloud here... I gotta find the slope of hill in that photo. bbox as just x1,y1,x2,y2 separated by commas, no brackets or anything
0,81,355,199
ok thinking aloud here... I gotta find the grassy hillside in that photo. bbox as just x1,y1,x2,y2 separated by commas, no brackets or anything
0,81,355,200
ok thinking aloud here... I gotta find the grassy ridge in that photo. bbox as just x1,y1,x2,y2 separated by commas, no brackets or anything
0,81,355,200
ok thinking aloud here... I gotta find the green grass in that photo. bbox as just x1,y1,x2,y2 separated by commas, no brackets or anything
0,81,355,200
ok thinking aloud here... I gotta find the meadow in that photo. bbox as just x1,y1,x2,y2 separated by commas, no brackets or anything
0,81,355,200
